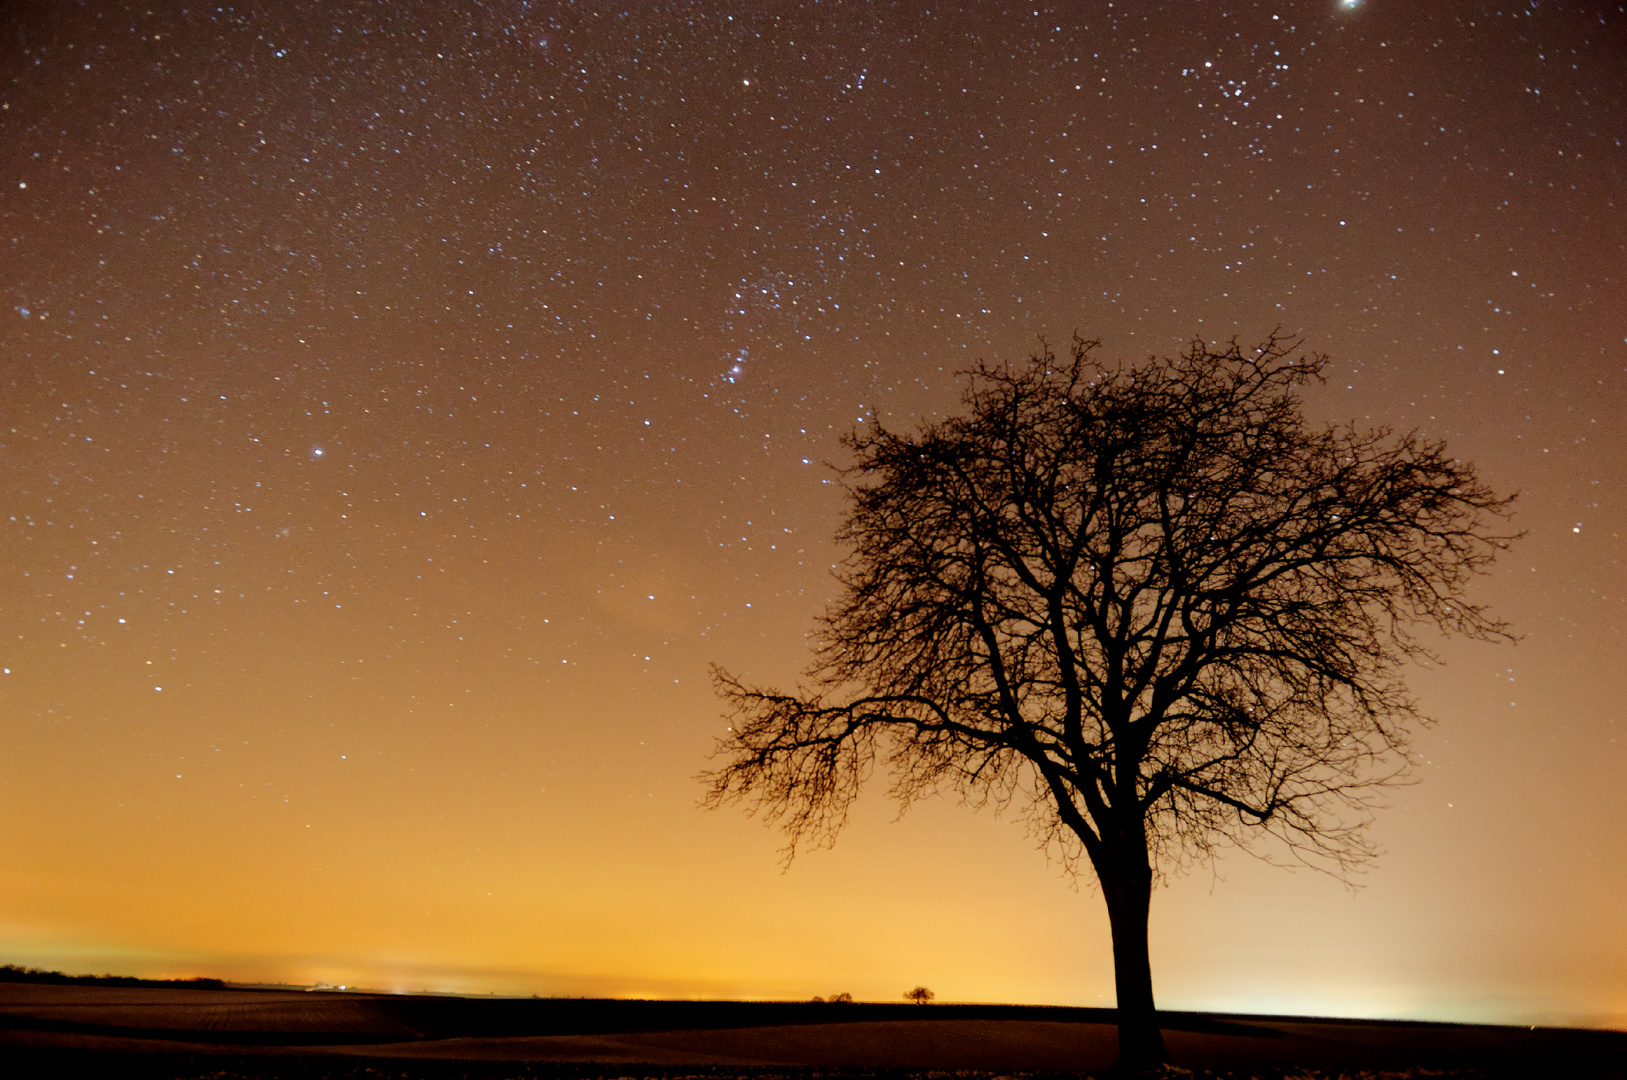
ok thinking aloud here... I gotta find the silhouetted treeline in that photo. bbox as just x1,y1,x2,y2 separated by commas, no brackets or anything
0,963,224,990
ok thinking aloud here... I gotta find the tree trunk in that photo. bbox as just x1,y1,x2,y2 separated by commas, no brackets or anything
1102,856,1172,1073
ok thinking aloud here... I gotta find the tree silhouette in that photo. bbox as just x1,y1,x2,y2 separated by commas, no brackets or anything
702,333,1516,1072
904,986,935,1004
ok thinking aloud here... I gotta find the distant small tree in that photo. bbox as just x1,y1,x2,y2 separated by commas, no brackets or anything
827,990,854,1003
905,986,936,1005
703,333,1516,1072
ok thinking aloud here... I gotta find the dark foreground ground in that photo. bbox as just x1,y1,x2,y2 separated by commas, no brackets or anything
1,983,1622,1079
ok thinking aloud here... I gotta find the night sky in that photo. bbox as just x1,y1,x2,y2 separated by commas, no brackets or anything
2,0,1624,1027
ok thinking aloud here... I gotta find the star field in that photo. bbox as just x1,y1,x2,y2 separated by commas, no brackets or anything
2,1,1624,1021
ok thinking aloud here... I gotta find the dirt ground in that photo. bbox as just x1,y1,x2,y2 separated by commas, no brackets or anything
1,983,1622,1079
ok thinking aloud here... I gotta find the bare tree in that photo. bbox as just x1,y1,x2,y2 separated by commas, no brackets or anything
702,333,1516,1072
905,986,936,1004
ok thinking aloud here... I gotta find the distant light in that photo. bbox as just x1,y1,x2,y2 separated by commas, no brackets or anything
312,447,324,457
